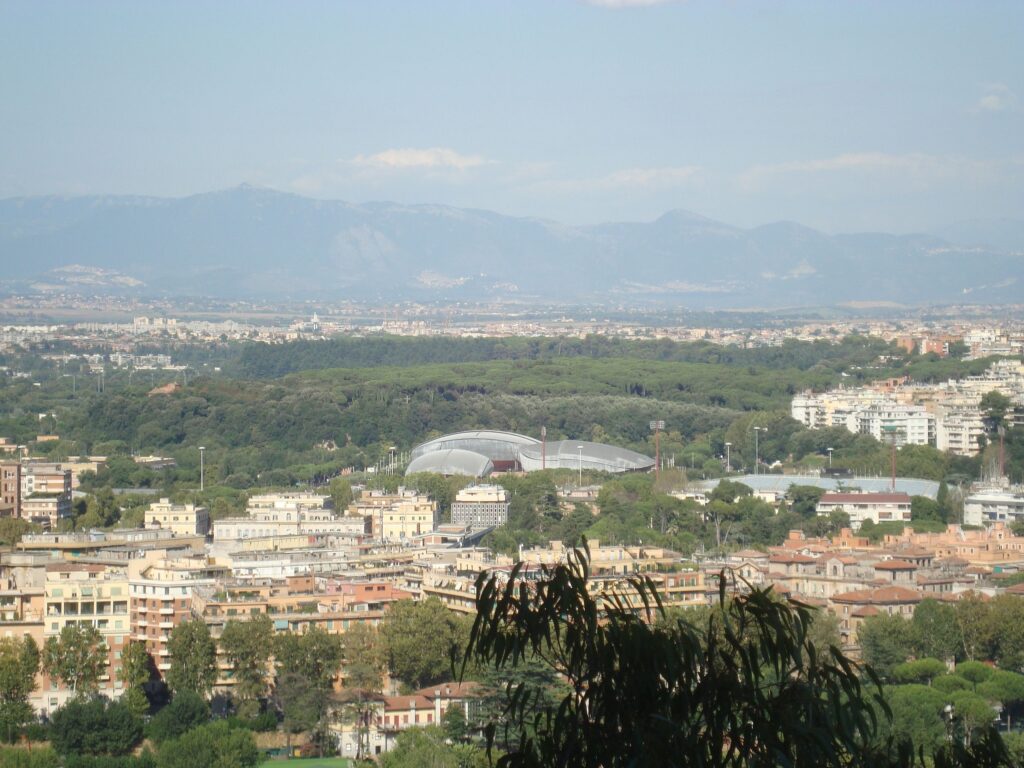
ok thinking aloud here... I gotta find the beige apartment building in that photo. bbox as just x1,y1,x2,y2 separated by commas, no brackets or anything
0,461,20,517
129,552,225,677
349,489,438,542
144,498,211,537
42,563,129,710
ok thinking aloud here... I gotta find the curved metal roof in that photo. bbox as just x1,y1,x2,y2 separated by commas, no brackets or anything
410,430,540,463
519,440,654,473
405,449,495,478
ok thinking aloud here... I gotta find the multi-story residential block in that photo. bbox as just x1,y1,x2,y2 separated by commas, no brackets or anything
963,489,1024,526
816,492,912,529
128,552,226,678
935,404,986,456
213,510,367,543
42,563,129,710
19,462,72,527
791,360,1024,460
144,498,211,537
20,462,72,497
0,461,20,517
349,489,438,542
450,484,510,529
851,405,935,447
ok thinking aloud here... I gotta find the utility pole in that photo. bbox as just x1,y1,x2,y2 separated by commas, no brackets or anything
199,446,206,492
577,445,584,487
724,442,731,473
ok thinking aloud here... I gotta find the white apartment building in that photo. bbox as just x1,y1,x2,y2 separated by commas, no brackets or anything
851,404,935,447
450,484,510,529
213,509,366,543
963,489,1024,527
791,360,1024,458
816,492,912,530
935,405,986,456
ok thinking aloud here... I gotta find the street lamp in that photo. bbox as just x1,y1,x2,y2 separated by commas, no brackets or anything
577,445,584,486
753,427,767,476
724,442,732,473
198,446,206,492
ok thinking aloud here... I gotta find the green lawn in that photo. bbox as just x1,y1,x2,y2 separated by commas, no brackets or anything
262,759,352,767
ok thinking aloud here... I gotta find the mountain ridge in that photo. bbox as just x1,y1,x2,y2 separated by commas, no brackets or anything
1,186,1021,307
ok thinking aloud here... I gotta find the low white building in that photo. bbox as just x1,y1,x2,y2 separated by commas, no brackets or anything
213,508,366,543
816,492,912,529
963,489,1024,527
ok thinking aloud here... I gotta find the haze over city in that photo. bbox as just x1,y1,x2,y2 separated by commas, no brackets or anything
2,1,1022,233
4,4,1024,768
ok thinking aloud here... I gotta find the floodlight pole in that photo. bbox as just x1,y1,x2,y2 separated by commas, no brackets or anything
650,420,665,483
199,446,206,492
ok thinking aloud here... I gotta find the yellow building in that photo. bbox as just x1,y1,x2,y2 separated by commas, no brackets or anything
144,498,211,537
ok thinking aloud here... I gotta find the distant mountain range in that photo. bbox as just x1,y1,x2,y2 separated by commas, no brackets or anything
1,185,1022,308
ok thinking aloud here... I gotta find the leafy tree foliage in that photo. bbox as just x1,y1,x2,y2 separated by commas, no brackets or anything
41,625,107,697
218,614,273,717
154,721,259,768
893,659,948,685
337,622,386,761
379,726,488,768
912,600,963,661
116,641,152,717
145,691,209,744
381,598,470,690
166,620,217,698
0,636,39,743
49,698,143,757
466,547,904,768
272,627,342,752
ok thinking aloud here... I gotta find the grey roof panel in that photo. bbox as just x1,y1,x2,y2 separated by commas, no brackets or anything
405,449,494,478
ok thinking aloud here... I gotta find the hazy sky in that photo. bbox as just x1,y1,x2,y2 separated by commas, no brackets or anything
1,1,1021,232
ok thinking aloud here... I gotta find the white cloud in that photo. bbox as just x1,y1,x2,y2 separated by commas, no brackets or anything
526,165,701,195
974,83,1019,113
353,147,488,171
739,152,952,190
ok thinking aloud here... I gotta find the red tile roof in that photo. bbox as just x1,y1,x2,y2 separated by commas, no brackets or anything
874,559,917,570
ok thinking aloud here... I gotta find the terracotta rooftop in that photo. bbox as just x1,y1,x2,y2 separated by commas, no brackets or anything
731,548,769,559
832,586,922,605
874,559,918,571
769,553,817,564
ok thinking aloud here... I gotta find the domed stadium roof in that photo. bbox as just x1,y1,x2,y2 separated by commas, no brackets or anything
410,430,540,464
519,440,654,474
405,448,495,478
